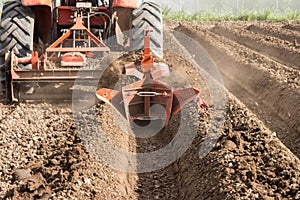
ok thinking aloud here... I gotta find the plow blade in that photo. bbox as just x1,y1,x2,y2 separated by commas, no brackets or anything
96,77,202,127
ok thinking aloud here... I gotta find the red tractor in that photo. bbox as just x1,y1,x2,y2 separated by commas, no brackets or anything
0,0,207,127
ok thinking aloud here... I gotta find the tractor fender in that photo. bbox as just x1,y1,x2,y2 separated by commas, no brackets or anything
21,0,53,44
113,0,142,9
21,0,52,7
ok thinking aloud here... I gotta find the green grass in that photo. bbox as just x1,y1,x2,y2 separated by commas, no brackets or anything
163,8,300,22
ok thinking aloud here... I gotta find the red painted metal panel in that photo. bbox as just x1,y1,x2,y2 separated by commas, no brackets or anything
47,16,110,57
121,78,173,125
21,0,52,43
57,7,109,26
113,0,142,8
57,7,73,25
95,30,205,127
172,88,199,117
22,0,52,7
90,7,109,26
47,47,110,52
32,6,52,44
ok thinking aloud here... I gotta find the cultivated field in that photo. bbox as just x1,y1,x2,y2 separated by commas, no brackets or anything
0,21,299,199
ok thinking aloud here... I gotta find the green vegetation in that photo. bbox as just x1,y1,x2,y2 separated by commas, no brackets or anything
162,7,300,22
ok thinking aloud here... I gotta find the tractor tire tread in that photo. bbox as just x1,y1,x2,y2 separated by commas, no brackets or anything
132,2,161,16
132,11,162,33
0,0,34,101
131,2,163,58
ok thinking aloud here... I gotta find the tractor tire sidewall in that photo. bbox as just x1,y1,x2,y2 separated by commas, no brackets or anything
0,0,34,102
130,2,163,58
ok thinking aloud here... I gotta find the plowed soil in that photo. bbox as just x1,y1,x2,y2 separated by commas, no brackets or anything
1,20,300,200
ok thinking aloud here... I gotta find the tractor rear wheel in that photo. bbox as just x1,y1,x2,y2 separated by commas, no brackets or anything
0,0,34,102
130,2,163,58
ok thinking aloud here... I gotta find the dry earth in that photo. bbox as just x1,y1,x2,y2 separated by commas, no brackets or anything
0,20,300,199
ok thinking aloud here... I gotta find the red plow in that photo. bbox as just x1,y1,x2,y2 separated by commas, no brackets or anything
96,30,208,127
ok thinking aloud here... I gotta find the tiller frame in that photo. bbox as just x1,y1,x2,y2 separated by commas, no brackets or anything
46,15,109,66
96,30,208,127
7,14,110,102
